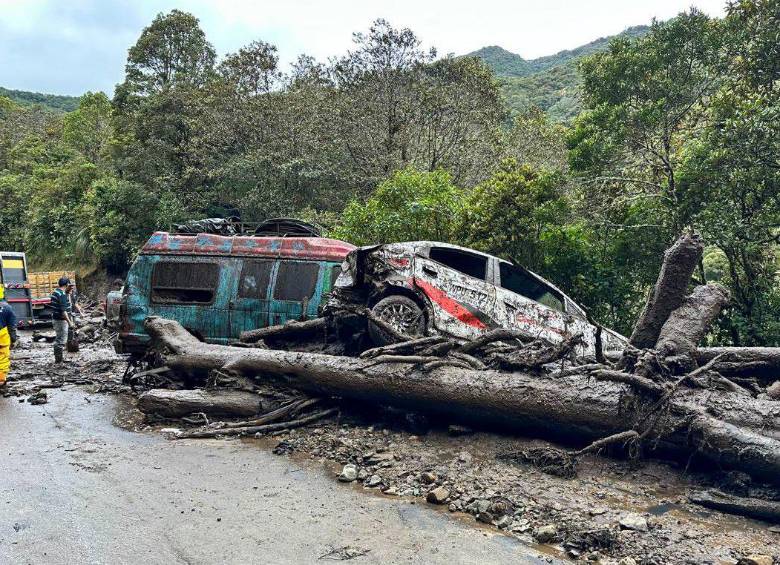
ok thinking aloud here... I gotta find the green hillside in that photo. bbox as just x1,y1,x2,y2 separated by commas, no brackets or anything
467,25,650,121
0,86,80,112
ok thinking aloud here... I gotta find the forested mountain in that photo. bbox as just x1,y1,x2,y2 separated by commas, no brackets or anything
467,26,649,120
0,4,778,346
0,86,79,112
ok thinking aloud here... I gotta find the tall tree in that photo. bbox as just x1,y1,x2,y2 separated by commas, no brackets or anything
332,19,435,185
679,0,780,345
569,9,720,233
62,92,112,164
121,9,215,96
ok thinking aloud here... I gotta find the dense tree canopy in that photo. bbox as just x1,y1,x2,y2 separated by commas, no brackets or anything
0,4,777,344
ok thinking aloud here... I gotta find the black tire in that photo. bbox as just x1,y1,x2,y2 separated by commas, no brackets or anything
368,295,426,346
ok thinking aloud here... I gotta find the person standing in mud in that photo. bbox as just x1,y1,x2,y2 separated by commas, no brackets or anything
50,277,75,364
0,284,19,386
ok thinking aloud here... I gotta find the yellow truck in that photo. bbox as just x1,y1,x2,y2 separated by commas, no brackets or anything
0,253,78,326
28,270,77,323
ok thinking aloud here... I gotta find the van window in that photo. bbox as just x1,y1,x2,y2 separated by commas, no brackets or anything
238,260,273,299
429,247,487,280
151,261,219,304
273,262,319,302
499,262,564,312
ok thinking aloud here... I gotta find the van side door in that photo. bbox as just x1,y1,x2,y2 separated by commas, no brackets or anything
413,246,496,339
230,259,274,337
268,260,323,326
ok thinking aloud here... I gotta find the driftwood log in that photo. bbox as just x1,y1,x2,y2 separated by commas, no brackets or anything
144,316,780,483
689,490,780,523
137,388,268,419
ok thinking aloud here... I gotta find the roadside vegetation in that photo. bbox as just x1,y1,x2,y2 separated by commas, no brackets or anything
0,1,777,344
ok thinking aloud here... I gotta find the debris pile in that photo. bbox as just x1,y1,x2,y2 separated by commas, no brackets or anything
122,232,779,561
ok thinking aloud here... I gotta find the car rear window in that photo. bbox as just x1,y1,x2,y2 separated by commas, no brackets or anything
151,261,219,304
429,247,487,280
273,262,319,302
238,260,273,299
499,262,564,312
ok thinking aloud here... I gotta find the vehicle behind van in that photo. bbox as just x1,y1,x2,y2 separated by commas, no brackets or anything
116,231,355,356
0,252,34,326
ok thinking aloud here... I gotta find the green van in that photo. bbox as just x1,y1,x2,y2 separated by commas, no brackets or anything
115,229,355,356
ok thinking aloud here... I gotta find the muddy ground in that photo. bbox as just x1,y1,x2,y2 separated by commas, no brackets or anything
3,331,778,565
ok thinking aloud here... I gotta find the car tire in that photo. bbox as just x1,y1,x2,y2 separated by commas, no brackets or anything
368,295,426,346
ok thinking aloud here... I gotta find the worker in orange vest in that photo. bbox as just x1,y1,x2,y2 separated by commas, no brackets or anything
0,284,19,386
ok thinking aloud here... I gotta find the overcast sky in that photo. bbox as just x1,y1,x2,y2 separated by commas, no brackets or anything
0,0,727,96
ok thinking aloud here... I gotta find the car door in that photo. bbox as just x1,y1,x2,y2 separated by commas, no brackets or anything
230,259,274,337
495,261,593,349
413,246,497,339
268,260,323,326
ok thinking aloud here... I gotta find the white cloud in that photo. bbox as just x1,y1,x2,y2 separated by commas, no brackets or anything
0,0,728,95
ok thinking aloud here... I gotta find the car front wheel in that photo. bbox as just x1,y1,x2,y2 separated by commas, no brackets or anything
368,295,426,345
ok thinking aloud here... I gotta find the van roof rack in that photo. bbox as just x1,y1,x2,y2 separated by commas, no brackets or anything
254,218,321,237
171,218,322,238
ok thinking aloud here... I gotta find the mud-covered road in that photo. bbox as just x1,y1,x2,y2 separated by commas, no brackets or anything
1,331,778,564
1,333,552,565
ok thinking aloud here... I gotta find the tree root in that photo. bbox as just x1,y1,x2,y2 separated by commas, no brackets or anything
173,407,339,439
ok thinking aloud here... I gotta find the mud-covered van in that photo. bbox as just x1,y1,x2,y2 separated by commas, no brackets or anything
116,230,355,356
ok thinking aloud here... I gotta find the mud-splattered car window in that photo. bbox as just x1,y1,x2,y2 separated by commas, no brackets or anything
238,260,273,299
151,261,219,304
429,247,487,280
499,262,564,312
273,262,319,301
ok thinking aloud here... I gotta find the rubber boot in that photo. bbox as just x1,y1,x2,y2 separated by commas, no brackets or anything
54,346,64,364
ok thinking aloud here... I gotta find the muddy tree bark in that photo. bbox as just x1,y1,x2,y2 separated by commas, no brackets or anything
629,233,704,349
655,283,730,360
145,317,780,484
138,388,269,419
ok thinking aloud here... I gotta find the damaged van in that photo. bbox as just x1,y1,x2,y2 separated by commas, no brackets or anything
331,241,627,355
116,225,355,356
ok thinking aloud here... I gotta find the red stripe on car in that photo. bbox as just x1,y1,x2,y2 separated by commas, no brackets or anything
413,278,487,329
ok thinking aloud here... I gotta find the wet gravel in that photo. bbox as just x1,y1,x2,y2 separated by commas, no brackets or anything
6,330,779,565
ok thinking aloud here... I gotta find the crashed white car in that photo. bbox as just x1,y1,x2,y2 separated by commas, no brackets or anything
332,241,627,355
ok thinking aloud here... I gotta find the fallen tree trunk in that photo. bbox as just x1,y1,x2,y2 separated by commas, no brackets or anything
696,347,780,383
240,318,326,344
145,317,780,484
629,232,704,349
607,346,780,382
137,388,268,419
689,490,780,523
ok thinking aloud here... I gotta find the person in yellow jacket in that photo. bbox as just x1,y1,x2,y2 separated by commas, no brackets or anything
0,284,19,386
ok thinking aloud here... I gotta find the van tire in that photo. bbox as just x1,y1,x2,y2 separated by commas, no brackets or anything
368,295,426,346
